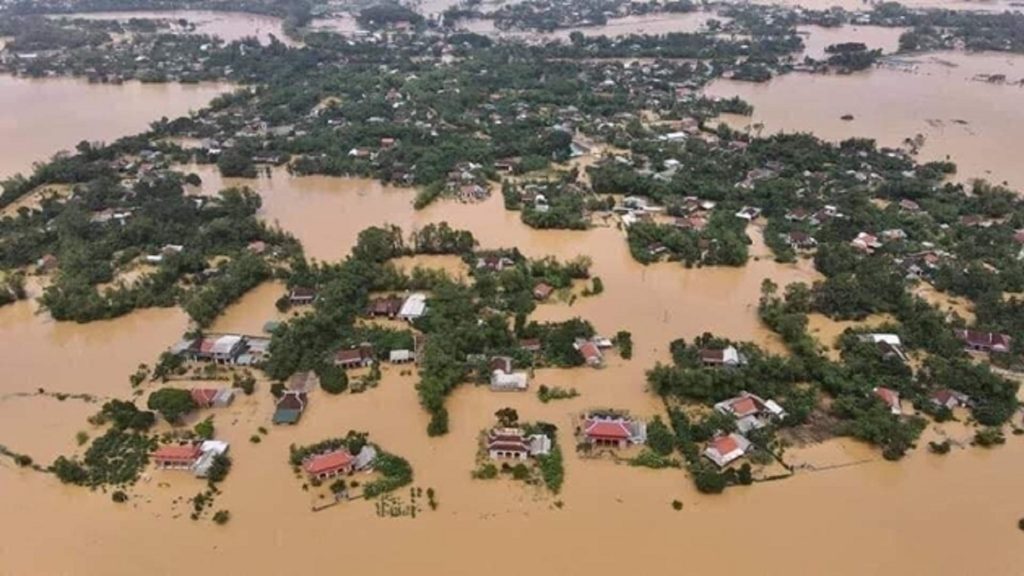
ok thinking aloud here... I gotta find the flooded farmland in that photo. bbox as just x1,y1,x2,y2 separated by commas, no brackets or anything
705,51,1024,189
0,76,231,180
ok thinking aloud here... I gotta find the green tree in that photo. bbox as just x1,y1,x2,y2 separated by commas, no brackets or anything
146,388,197,423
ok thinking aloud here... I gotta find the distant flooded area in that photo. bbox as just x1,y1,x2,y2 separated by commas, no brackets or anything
5,7,1024,576
0,76,231,179
705,51,1024,189
61,10,295,45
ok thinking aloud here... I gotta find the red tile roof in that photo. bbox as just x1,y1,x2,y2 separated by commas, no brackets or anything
729,396,759,418
585,419,631,440
191,388,218,408
304,450,354,476
153,444,202,463
874,387,900,409
708,435,738,455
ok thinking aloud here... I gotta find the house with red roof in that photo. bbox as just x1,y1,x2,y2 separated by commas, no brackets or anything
873,387,902,416
303,450,355,480
152,444,203,470
714,392,786,433
704,433,751,468
533,282,554,301
582,413,646,449
190,388,235,409
930,389,970,410
574,339,604,368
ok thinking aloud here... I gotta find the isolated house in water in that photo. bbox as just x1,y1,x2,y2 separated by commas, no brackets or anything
704,433,751,468
273,391,307,425
303,450,355,480
582,414,646,449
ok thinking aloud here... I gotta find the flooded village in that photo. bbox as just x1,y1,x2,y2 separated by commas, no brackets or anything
3,0,1024,574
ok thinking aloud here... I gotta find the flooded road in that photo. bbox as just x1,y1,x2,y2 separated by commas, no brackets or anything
0,76,231,180
705,51,1024,189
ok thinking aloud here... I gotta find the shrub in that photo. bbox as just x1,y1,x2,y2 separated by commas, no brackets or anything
928,440,951,454
671,500,683,511
974,428,1006,448
111,490,128,503
212,510,231,525
472,463,498,479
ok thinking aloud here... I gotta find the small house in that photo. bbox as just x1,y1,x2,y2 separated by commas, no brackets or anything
273,391,307,425
953,329,1012,354
367,296,404,318
931,389,970,410
582,414,646,449
873,387,902,416
152,444,203,470
574,339,604,368
703,433,751,468
193,441,230,478
190,388,235,409
389,349,416,364
533,282,554,301
487,428,532,460
288,287,317,305
700,345,746,368
334,344,375,370
398,293,427,321
714,392,786,433
303,450,355,480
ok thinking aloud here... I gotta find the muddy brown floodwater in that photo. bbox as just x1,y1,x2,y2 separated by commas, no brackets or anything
705,51,1024,190
63,10,296,46
0,76,231,180
3,41,1024,576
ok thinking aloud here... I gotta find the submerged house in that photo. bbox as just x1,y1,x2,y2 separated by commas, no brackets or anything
873,387,902,416
700,345,746,368
152,444,203,470
574,339,604,368
172,334,249,365
489,356,529,391
190,388,235,409
303,450,355,480
152,441,229,478
288,286,318,305
273,391,307,425
714,392,786,433
930,389,970,410
582,414,646,449
333,344,375,370
704,433,751,468
486,428,552,460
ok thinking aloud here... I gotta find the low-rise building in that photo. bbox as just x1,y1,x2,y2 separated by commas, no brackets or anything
873,387,902,415
398,293,428,321
190,388,235,409
582,414,646,449
288,286,317,305
699,345,746,368
953,329,1012,354
273,391,307,425
574,339,604,368
334,344,375,369
714,392,786,433
533,282,554,301
303,450,355,480
704,433,751,468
